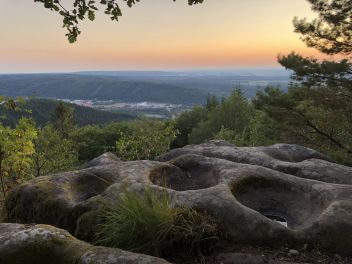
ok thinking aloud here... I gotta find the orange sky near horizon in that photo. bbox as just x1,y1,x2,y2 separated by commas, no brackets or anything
0,0,323,72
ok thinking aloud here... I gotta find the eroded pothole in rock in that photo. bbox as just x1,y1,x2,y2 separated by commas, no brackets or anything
149,158,220,191
263,214,288,227
70,172,114,201
231,176,327,229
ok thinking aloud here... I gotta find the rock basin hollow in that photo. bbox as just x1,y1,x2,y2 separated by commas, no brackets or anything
149,158,220,191
231,175,331,230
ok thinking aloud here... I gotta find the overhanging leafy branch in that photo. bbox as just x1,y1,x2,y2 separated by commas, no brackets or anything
33,0,204,43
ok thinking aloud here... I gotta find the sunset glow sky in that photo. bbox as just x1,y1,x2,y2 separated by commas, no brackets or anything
0,0,322,73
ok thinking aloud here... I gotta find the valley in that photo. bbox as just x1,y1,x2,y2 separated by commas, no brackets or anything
0,69,290,119
63,99,187,119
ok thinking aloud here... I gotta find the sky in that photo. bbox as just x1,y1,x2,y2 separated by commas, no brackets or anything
0,0,321,73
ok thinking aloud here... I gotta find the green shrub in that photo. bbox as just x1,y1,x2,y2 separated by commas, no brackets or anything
95,189,220,257
116,119,177,160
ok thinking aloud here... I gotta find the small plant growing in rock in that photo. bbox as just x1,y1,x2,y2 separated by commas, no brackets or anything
95,188,220,257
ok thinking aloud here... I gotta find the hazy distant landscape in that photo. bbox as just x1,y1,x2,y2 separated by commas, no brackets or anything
0,69,290,118
0,98,135,127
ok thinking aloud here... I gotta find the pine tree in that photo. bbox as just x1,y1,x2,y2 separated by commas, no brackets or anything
51,101,76,138
255,0,352,164
293,0,352,55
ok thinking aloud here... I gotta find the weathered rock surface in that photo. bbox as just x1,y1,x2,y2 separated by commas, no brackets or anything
1,141,352,262
157,141,352,185
216,253,303,264
0,223,169,264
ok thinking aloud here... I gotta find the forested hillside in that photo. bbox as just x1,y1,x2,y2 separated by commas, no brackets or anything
0,74,208,105
0,98,135,127
77,70,290,98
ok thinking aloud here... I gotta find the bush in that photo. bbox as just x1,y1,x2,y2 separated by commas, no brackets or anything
116,119,177,160
95,189,220,257
189,89,253,145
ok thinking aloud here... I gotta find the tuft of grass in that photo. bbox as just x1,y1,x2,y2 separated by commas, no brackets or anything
95,189,220,257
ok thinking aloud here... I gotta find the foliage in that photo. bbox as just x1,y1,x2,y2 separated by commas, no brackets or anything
213,110,279,147
95,188,220,257
278,52,352,87
177,89,278,147
34,0,204,43
0,96,27,113
213,126,246,145
116,119,177,160
293,0,352,55
69,122,130,162
172,106,209,148
205,94,220,111
252,0,352,164
31,124,78,177
254,85,352,164
188,90,250,144
70,125,109,162
170,94,220,148
51,101,76,138
71,118,180,163
246,110,280,146
0,118,37,196
173,88,279,148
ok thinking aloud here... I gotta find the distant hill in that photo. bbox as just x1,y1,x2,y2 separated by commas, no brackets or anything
0,74,208,105
0,98,135,127
76,69,290,98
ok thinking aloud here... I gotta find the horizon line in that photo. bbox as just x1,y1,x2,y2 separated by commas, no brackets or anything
0,67,289,75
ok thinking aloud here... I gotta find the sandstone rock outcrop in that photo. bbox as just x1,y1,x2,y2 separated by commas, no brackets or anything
0,223,170,264
1,141,352,262
157,141,352,184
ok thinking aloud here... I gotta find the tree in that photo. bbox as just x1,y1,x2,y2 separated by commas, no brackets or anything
51,101,76,138
69,125,107,163
34,0,204,43
69,122,130,162
254,0,352,164
31,124,78,177
0,118,37,197
189,89,254,144
172,106,209,148
116,119,177,160
280,0,352,86
187,89,278,146
293,0,352,55
205,95,219,111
